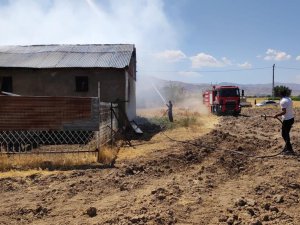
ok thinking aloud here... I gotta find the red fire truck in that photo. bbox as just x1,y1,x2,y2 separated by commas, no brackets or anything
203,85,242,115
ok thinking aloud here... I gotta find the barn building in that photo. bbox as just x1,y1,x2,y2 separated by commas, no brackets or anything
0,44,137,121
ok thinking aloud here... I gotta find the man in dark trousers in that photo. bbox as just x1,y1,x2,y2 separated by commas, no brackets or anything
274,89,295,155
166,100,173,122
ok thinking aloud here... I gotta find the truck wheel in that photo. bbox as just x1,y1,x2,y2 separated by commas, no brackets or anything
215,105,221,115
213,106,217,114
233,111,241,116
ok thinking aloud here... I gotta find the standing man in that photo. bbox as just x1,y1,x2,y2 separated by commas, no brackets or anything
274,89,295,155
166,100,173,122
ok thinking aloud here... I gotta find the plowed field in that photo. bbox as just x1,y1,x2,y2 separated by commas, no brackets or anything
1,107,300,225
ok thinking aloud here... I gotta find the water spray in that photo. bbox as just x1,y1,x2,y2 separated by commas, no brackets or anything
151,82,167,105
85,0,101,16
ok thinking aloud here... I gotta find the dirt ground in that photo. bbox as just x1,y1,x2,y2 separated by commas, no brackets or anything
1,107,300,225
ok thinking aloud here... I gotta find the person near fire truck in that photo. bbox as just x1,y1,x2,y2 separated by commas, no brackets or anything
273,89,295,155
166,100,173,122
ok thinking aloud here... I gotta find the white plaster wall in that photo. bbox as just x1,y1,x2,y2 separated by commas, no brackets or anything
125,71,136,120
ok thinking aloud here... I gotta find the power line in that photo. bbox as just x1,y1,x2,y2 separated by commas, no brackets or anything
277,66,300,71
139,66,271,73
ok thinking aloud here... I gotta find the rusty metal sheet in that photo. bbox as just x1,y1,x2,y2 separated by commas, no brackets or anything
0,96,100,131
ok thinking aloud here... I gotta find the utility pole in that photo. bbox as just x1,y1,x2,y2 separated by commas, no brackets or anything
272,64,275,99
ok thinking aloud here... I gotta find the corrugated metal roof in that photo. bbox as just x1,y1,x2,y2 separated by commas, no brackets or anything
0,44,135,69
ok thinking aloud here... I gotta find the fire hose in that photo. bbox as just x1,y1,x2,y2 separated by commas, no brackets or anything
229,114,288,159
162,114,294,159
160,126,200,147
161,114,294,159
260,114,283,124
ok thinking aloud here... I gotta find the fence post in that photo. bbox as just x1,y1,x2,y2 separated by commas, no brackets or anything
97,82,101,163
110,102,113,149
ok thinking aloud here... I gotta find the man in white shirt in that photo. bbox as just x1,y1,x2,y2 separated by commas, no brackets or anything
274,89,295,155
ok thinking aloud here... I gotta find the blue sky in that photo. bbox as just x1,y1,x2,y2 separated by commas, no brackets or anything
1,0,300,84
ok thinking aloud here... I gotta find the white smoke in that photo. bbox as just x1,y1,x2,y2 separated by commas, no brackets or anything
0,0,187,109
0,0,178,53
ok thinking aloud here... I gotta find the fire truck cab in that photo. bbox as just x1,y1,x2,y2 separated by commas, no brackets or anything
203,85,241,115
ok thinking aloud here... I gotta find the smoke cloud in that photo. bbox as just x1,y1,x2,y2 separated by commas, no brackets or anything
0,0,206,111
0,0,178,59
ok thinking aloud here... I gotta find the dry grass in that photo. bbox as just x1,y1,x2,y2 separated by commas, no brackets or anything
137,107,168,118
118,107,218,161
0,143,121,172
97,146,118,165
294,101,300,108
0,169,55,179
0,152,98,172
0,153,97,178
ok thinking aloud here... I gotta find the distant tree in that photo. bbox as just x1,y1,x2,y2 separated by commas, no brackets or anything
273,85,292,97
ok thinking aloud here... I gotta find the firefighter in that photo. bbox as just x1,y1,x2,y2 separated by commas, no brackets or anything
166,100,173,122
273,89,295,155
